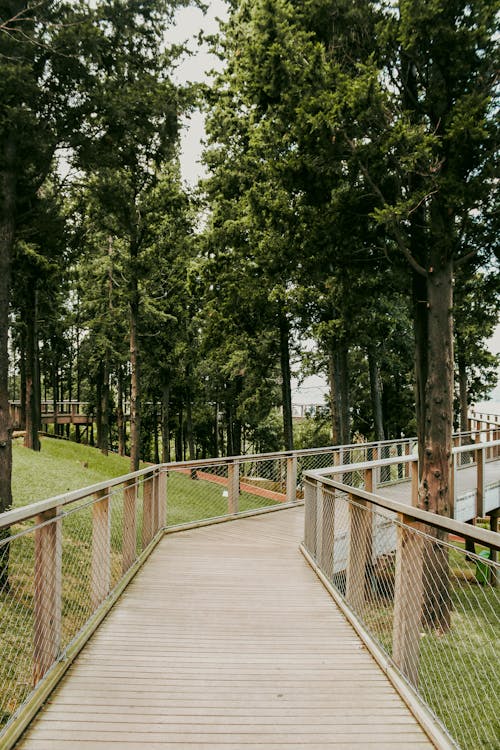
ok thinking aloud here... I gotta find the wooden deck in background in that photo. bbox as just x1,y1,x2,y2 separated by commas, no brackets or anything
17,507,432,749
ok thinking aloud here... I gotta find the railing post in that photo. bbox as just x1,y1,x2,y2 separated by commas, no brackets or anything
476,447,485,518
315,481,324,563
286,455,297,503
33,507,62,685
489,510,499,587
122,478,137,573
411,459,419,507
450,450,455,519
392,515,425,687
303,479,317,557
92,488,111,609
228,461,239,514
142,474,155,549
404,442,411,478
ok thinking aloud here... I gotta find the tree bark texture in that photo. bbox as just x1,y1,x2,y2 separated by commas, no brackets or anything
279,310,294,451
24,286,41,451
415,259,454,632
129,239,140,472
368,347,385,441
327,349,340,444
161,383,170,463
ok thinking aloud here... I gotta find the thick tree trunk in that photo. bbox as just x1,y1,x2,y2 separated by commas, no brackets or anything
417,261,454,517
161,383,170,463
415,260,454,633
457,350,469,435
0,134,16,589
368,347,385,441
24,287,41,451
278,310,294,451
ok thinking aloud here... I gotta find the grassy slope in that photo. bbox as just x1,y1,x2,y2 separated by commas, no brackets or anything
12,436,138,508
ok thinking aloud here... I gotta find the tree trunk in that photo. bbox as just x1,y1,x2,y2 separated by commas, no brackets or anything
161,383,170,463
24,286,41,451
327,348,340,444
213,402,219,458
117,366,125,456
0,133,16,589
415,259,454,632
368,347,385,441
186,395,196,461
278,310,294,450
129,233,141,471
457,349,469,435
338,344,350,445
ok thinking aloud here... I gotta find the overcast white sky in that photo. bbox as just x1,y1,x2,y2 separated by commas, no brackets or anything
168,2,500,407
168,1,229,187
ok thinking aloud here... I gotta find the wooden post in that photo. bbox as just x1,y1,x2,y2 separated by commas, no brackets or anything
227,461,239,515
303,479,317,557
122,479,137,573
33,508,62,685
286,456,297,503
152,471,160,535
450,450,455,519
392,516,425,687
404,442,410,479
411,459,419,507
315,482,324,564
91,489,111,610
489,510,499,587
158,469,167,530
142,475,154,549
476,447,485,518
345,492,371,615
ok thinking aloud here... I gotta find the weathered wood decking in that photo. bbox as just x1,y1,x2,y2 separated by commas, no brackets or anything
17,507,432,749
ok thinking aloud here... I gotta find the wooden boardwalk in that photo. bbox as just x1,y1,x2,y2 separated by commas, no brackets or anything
17,507,432,749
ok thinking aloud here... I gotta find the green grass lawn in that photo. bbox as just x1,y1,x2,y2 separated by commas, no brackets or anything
11,436,138,508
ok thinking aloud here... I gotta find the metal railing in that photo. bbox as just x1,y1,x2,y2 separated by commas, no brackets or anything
302,455,500,750
0,435,498,747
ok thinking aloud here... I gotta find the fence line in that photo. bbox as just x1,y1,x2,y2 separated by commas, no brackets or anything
0,436,498,748
302,461,500,750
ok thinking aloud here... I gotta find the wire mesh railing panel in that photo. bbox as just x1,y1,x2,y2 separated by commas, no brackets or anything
0,467,163,741
303,478,500,750
60,504,93,652
166,458,284,527
417,540,500,750
0,526,36,730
